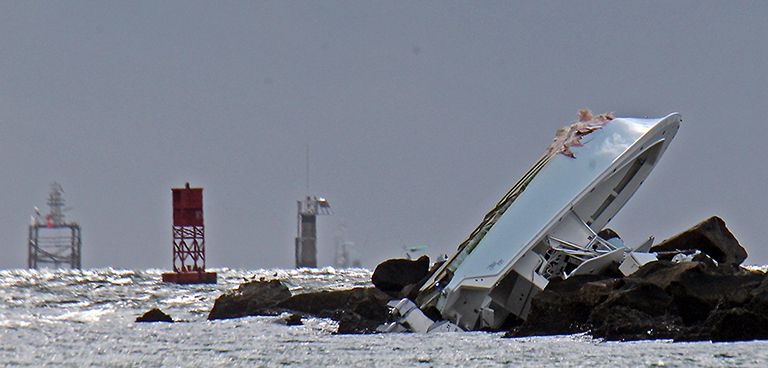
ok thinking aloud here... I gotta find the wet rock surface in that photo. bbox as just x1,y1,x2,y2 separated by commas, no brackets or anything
508,259,768,341
277,287,391,333
278,313,303,326
208,279,390,333
208,279,292,320
136,308,173,323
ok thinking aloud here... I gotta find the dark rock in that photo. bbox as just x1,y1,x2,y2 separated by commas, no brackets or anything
747,275,768,315
352,290,392,322
691,251,719,269
621,260,764,327
508,217,768,341
401,257,448,300
136,308,173,323
707,307,768,342
283,313,303,326
371,256,430,297
662,264,763,325
511,254,768,341
277,287,389,319
275,286,391,334
628,260,701,289
650,216,747,267
335,312,382,334
277,288,365,316
510,275,617,336
206,276,391,333
596,280,672,317
399,283,421,300
208,279,292,320
589,306,682,341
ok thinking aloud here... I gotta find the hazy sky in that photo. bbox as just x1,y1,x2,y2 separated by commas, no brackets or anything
2,1,767,270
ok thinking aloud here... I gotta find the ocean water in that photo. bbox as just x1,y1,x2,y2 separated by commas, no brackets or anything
1,268,767,367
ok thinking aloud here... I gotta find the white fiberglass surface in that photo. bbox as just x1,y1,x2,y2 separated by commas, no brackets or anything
445,117,660,289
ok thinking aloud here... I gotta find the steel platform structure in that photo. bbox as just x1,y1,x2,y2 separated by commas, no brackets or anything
28,183,82,269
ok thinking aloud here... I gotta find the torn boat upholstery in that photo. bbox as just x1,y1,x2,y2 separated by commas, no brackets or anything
387,112,680,332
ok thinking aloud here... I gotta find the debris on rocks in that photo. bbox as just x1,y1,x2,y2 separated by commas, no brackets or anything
650,216,747,268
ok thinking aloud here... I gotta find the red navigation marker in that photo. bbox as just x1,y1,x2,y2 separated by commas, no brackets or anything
161,183,216,284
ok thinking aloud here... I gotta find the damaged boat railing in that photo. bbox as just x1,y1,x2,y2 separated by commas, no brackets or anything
541,209,623,279
547,235,617,255
545,208,620,259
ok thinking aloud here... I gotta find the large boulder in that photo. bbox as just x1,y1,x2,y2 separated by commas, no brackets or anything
136,308,173,323
628,260,702,289
650,216,747,267
371,256,430,297
208,279,292,320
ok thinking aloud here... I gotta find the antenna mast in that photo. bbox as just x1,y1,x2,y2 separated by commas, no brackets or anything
305,144,310,193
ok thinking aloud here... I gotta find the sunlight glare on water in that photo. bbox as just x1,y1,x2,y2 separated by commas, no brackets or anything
1,268,767,367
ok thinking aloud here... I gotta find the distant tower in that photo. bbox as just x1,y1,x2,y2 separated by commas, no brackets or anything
333,221,361,268
161,183,216,283
28,183,82,269
295,196,331,268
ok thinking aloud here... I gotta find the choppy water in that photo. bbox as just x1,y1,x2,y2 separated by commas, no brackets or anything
1,268,767,367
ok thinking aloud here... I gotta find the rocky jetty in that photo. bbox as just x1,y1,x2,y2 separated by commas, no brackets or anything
206,216,768,341
207,256,436,333
208,279,390,333
509,216,768,341
136,308,173,323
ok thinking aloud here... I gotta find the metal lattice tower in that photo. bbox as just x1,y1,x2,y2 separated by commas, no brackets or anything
28,183,82,269
161,183,216,284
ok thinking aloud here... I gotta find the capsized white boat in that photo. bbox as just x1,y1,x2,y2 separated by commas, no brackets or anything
383,111,681,332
